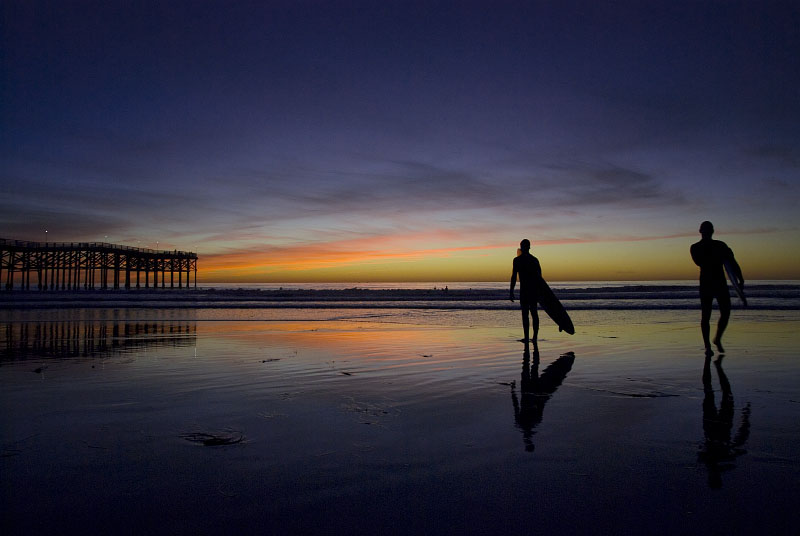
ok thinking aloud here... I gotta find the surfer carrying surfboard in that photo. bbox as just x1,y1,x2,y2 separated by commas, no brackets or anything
690,221,745,357
510,239,543,345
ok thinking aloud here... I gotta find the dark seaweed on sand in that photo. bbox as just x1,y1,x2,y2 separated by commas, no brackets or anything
180,431,245,446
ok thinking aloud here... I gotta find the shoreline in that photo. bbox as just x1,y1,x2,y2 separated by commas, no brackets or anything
1,284,798,310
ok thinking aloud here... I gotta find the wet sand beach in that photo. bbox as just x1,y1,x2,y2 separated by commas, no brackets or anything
2,306,799,534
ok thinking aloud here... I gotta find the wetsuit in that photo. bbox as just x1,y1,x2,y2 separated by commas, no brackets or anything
690,238,741,310
511,252,542,306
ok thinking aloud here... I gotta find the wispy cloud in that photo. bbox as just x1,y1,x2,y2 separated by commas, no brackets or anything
747,144,800,169
0,204,130,239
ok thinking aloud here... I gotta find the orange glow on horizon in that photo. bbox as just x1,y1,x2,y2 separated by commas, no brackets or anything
196,230,800,282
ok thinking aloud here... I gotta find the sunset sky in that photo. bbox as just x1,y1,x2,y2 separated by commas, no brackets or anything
2,1,799,282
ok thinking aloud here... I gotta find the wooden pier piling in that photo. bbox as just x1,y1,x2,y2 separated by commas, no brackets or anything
0,239,198,291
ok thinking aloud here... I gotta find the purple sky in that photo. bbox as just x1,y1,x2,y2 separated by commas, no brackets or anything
2,1,799,280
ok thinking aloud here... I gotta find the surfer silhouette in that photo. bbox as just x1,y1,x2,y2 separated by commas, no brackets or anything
510,345,575,452
698,355,750,489
510,239,543,344
690,221,744,357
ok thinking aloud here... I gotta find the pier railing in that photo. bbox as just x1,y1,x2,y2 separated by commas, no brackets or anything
0,238,198,291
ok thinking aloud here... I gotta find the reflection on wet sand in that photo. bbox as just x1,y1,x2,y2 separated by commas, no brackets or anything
1,320,197,360
699,356,751,488
511,344,575,452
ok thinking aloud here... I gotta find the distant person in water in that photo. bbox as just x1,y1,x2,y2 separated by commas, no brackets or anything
510,239,543,344
690,221,744,357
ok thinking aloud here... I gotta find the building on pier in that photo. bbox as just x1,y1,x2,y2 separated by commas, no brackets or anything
0,238,197,291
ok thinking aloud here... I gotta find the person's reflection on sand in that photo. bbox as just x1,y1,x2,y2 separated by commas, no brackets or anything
699,356,751,489
510,344,575,452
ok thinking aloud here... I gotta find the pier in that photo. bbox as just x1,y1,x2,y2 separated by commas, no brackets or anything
0,238,197,291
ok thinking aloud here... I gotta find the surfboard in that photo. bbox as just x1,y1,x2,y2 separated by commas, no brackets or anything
724,260,747,306
537,279,575,334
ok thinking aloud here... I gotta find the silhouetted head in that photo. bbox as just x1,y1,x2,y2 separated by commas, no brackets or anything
699,221,714,238
520,239,531,251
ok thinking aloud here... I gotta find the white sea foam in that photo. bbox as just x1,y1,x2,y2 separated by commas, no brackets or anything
2,281,799,310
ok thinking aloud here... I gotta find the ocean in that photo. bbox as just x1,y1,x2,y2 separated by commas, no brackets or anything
143,280,800,310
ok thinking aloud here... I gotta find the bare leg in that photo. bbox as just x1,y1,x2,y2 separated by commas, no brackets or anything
714,305,730,354
531,306,539,344
713,291,731,354
521,307,530,342
700,294,713,356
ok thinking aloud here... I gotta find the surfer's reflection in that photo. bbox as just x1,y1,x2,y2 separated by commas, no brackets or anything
698,356,751,489
510,344,575,452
